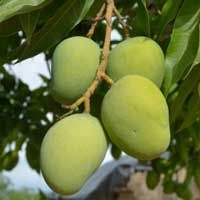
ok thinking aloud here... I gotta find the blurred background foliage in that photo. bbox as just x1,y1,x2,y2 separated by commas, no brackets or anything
0,0,200,199
0,175,43,200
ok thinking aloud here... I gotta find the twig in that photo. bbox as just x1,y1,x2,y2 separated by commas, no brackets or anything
87,3,106,38
64,0,115,113
113,6,130,38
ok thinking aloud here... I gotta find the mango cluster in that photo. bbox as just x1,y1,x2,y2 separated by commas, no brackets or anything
40,36,170,195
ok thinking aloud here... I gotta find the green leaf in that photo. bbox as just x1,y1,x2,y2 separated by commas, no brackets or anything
176,134,189,162
0,17,21,36
111,143,121,160
171,64,200,122
198,83,200,97
12,0,94,63
146,170,160,190
178,91,200,131
155,0,182,40
193,26,200,66
163,0,200,95
194,164,200,190
163,178,176,194
39,191,48,200
26,141,40,172
0,151,19,171
86,0,105,18
175,184,192,200
19,10,40,42
0,0,49,23
134,0,150,36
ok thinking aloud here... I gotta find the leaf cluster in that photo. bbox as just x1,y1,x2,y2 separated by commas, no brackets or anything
0,0,200,199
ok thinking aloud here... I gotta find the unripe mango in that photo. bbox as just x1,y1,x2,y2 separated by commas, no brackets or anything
107,37,165,87
101,75,170,160
51,36,100,103
40,114,107,195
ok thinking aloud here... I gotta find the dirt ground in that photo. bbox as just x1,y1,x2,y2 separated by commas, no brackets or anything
117,170,200,200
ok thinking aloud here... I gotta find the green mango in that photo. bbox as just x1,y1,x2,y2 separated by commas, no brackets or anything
40,113,107,195
107,37,165,87
51,36,100,104
101,75,170,160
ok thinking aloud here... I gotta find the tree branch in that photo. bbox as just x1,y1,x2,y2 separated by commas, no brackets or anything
87,3,106,38
64,0,116,113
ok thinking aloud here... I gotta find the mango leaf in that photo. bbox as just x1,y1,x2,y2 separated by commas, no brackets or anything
171,64,200,122
163,0,200,95
198,83,200,97
146,170,160,190
155,0,182,40
175,184,192,200
178,90,200,131
170,63,200,122
134,0,150,36
8,0,94,63
0,0,49,23
39,191,48,200
19,10,40,42
0,151,19,171
0,17,21,36
193,26,200,66
194,162,200,190
86,0,105,18
26,140,40,172
111,144,121,160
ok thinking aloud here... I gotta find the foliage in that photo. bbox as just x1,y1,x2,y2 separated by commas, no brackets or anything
0,175,43,200
0,0,200,199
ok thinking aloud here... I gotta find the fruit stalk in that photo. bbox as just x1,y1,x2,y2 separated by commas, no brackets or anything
113,6,130,38
87,3,106,38
65,0,115,113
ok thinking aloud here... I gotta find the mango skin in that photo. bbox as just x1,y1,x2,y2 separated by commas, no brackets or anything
40,113,107,195
51,36,100,104
101,75,170,160
107,37,165,87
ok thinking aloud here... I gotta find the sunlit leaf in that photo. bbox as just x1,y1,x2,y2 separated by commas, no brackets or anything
8,0,94,63
163,0,200,95
0,0,49,23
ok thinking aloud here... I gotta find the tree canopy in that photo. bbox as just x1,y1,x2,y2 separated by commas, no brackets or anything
0,0,200,199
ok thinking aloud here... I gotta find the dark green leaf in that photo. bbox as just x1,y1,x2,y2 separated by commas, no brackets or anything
15,0,94,62
163,178,176,194
163,0,200,95
0,151,19,171
155,0,182,40
39,191,48,200
134,0,150,36
26,141,40,172
0,17,21,36
146,170,160,190
19,10,40,42
178,91,200,131
193,26,200,66
194,164,200,190
0,0,49,23
175,184,192,200
170,64,200,122
111,144,121,160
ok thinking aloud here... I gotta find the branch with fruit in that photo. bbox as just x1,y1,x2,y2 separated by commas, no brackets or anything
40,0,170,196
64,0,126,113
